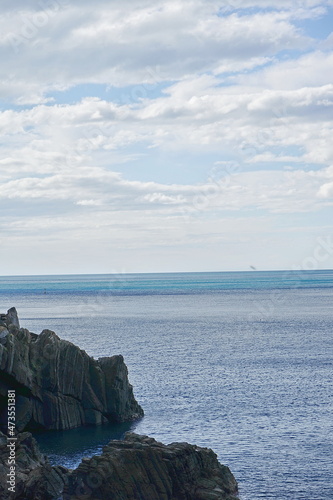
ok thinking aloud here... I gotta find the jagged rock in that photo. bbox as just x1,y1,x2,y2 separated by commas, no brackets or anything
6,308,20,329
0,430,68,500
0,430,239,499
63,433,239,500
0,326,9,344
20,463,69,500
0,308,20,330
0,309,239,499
0,308,143,431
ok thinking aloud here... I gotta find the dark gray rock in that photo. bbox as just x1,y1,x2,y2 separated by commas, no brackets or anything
0,308,20,329
0,326,9,345
0,430,68,500
63,433,239,500
0,311,143,432
7,308,20,329
0,309,239,499
0,431,239,500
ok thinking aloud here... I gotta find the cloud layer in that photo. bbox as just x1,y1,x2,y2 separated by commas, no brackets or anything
1,0,333,273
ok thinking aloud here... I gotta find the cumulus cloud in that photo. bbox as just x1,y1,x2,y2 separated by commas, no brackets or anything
2,80,333,165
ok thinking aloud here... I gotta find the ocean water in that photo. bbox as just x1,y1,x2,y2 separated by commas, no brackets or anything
1,270,333,500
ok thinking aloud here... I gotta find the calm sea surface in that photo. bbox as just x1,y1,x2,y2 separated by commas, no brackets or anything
1,271,333,500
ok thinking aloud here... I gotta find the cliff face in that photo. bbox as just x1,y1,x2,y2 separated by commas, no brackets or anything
0,308,143,431
0,431,239,500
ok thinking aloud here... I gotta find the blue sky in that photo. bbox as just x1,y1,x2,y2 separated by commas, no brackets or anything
1,0,333,274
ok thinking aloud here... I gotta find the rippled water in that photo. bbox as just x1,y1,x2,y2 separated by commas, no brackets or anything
1,271,333,499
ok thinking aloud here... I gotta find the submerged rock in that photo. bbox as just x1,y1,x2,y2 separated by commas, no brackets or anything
0,308,143,431
0,431,239,500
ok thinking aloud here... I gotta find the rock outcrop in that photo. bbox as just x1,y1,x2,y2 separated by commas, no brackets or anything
0,431,239,499
0,430,68,500
0,309,239,499
0,308,20,329
0,308,143,432
64,433,239,500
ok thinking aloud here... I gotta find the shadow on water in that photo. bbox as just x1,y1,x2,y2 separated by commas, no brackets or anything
34,420,141,469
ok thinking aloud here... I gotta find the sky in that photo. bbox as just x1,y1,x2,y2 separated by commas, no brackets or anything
1,0,333,275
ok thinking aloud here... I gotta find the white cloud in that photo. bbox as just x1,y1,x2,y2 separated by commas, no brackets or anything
76,199,103,206
1,0,333,273
0,161,331,217
0,1,318,104
238,51,333,90
222,0,333,8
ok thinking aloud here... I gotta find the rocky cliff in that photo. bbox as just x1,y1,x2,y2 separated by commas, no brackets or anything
0,308,239,499
0,308,143,431
0,431,239,500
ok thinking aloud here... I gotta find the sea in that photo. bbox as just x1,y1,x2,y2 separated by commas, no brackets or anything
1,270,332,500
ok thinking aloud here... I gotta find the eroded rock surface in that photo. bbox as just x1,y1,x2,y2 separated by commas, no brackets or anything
0,308,143,431
0,430,68,500
64,433,239,500
0,431,238,500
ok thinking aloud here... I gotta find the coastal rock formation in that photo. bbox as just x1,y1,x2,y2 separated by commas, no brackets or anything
0,308,20,329
0,431,238,499
0,308,143,432
0,309,239,499
64,433,239,500
0,430,68,500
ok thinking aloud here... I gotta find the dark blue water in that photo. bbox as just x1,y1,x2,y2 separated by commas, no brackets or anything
1,271,333,500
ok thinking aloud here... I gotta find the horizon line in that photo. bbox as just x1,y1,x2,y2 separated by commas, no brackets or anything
0,268,332,278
